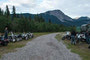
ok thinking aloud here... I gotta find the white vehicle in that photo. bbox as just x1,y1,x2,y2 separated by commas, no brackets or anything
8,32,16,43
66,31,70,36
81,24,90,32
62,31,71,40
77,33,86,42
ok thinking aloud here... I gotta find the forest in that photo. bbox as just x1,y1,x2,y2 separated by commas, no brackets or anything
0,5,76,33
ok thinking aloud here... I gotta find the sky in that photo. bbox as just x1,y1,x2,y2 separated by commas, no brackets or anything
0,0,90,18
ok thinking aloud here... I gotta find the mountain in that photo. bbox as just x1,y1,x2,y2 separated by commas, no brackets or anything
21,10,73,25
44,10,72,22
77,16,90,21
73,17,90,26
17,10,90,26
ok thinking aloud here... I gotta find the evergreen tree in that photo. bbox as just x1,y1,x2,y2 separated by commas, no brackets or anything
5,5,10,17
16,14,19,18
20,13,25,18
29,15,31,21
12,6,16,18
0,8,2,15
39,15,45,22
34,15,39,22
49,19,52,23
1,10,4,16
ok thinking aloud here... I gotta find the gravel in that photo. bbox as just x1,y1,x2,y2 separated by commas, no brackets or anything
0,33,81,60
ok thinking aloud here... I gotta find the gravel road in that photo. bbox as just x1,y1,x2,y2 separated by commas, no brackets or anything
0,33,81,60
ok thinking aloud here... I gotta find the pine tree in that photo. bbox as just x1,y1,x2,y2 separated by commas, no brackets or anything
5,5,10,17
49,19,52,23
1,10,4,16
29,15,31,21
34,15,39,22
39,15,45,22
20,13,25,18
12,6,16,18
0,8,2,15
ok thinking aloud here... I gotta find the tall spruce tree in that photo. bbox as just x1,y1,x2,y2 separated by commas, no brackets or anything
49,19,52,23
5,5,10,17
12,6,16,18
29,15,31,21
1,10,4,16
39,15,45,22
0,8,2,15
34,15,39,22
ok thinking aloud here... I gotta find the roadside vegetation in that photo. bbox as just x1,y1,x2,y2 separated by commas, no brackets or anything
0,32,50,58
56,33,90,60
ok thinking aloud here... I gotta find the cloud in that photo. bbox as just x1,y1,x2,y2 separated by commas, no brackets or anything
28,0,90,18
0,0,38,13
0,0,90,18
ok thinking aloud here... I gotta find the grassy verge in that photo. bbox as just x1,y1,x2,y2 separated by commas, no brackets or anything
0,32,50,58
56,33,90,60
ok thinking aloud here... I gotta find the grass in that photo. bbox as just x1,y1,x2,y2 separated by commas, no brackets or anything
0,32,50,58
56,33,90,60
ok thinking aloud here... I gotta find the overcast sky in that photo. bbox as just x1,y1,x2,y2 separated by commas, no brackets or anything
0,0,90,18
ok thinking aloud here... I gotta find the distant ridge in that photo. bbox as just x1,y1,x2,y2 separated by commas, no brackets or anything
17,10,90,26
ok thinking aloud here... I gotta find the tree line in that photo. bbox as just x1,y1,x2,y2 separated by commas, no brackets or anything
0,5,76,33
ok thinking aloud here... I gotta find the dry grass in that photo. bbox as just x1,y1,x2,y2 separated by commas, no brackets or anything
56,33,90,60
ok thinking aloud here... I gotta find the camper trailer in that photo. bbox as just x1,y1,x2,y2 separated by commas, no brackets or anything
81,24,90,32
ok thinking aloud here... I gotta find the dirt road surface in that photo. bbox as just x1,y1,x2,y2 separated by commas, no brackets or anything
0,33,81,60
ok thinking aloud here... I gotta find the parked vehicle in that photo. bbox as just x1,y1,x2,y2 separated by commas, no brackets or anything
80,33,86,42
0,36,9,46
27,33,33,38
22,33,28,40
81,24,90,32
16,34,22,41
8,35,16,43
30,33,34,38
62,31,71,40
21,32,34,40
8,32,16,43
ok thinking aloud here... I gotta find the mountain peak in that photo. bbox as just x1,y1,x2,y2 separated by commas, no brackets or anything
48,10,61,12
77,16,90,20
45,10,72,22
46,10,63,14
